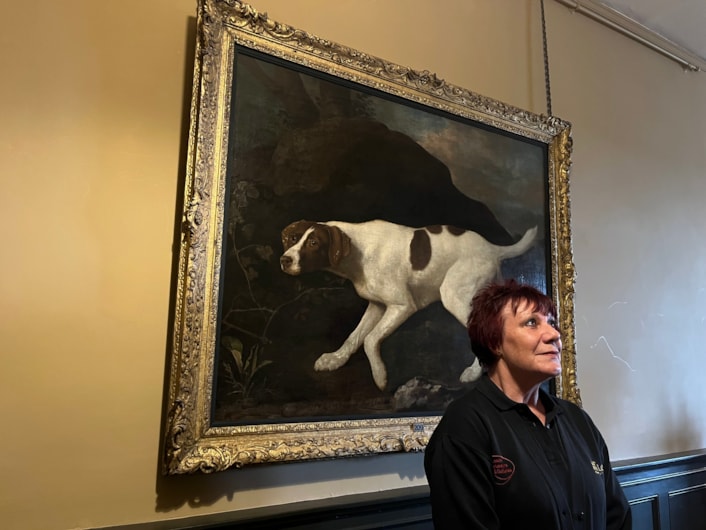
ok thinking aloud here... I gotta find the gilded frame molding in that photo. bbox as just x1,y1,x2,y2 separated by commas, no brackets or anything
163,0,579,474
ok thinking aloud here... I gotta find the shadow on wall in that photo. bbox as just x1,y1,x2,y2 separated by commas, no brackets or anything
154,452,426,512
659,400,703,455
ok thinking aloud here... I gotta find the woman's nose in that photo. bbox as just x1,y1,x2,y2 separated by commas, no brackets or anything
545,324,560,341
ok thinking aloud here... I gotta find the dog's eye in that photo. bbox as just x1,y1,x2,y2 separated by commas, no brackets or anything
308,239,318,247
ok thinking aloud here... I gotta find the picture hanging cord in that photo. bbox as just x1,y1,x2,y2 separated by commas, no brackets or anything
540,0,553,116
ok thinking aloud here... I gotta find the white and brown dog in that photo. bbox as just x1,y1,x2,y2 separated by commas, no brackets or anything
280,219,537,390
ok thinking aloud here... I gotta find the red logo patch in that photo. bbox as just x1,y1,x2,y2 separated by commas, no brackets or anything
492,455,515,485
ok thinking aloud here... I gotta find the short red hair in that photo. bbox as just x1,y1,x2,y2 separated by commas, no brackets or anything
467,280,557,367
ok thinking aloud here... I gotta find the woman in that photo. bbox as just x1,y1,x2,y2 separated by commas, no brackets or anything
424,280,631,529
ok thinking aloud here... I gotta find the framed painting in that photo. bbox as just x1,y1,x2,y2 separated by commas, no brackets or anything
163,0,579,474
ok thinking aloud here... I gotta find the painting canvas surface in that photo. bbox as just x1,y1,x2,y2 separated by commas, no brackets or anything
212,50,548,425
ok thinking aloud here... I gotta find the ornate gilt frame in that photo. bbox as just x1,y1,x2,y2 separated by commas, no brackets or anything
162,0,579,474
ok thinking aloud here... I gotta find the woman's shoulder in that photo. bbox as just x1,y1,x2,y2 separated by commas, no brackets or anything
444,380,495,414
548,394,605,438
433,383,499,436
551,394,591,419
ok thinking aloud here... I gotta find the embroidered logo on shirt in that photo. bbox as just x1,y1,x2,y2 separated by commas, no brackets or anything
492,455,515,485
591,461,604,475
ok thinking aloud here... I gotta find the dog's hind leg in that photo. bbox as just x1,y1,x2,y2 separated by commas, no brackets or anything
459,360,483,382
314,301,384,373
439,264,496,326
440,264,496,383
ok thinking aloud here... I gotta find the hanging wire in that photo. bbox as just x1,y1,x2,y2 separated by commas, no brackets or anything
540,0,553,116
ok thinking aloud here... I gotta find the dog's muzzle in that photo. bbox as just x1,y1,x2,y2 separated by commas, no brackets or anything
280,255,299,275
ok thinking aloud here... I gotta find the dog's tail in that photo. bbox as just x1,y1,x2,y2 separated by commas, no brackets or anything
496,226,537,260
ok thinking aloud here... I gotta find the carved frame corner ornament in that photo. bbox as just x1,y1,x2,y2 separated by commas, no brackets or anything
163,0,578,474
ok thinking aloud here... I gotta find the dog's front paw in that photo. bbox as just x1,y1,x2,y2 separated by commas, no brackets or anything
459,359,482,383
314,352,348,372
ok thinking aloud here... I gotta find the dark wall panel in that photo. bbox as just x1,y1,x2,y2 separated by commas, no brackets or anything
669,485,706,530
105,450,706,530
629,496,659,530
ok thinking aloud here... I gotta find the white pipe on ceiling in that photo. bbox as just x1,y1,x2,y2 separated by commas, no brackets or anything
554,0,703,72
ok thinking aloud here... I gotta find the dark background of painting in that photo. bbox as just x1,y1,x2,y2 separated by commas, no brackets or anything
212,50,548,425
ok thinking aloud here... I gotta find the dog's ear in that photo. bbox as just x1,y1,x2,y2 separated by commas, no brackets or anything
326,224,351,267
281,220,312,250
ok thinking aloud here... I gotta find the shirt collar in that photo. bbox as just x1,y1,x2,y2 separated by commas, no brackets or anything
477,373,564,418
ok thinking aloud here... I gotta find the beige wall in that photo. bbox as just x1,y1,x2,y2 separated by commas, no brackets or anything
1,0,704,528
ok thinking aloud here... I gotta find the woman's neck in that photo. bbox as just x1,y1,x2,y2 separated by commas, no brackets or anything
488,367,547,424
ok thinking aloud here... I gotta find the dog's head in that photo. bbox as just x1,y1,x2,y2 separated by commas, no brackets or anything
280,220,351,275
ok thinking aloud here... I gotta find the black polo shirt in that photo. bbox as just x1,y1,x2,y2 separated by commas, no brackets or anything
424,375,631,529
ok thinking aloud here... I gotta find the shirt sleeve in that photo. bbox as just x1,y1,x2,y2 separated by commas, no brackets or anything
578,407,632,530
602,442,632,529
424,430,499,529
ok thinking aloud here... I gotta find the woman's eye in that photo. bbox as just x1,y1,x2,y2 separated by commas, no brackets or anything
525,318,537,327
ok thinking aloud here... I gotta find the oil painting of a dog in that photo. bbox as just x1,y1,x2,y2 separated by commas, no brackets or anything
280,219,537,390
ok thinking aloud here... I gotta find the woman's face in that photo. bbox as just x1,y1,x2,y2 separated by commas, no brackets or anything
498,299,562,381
